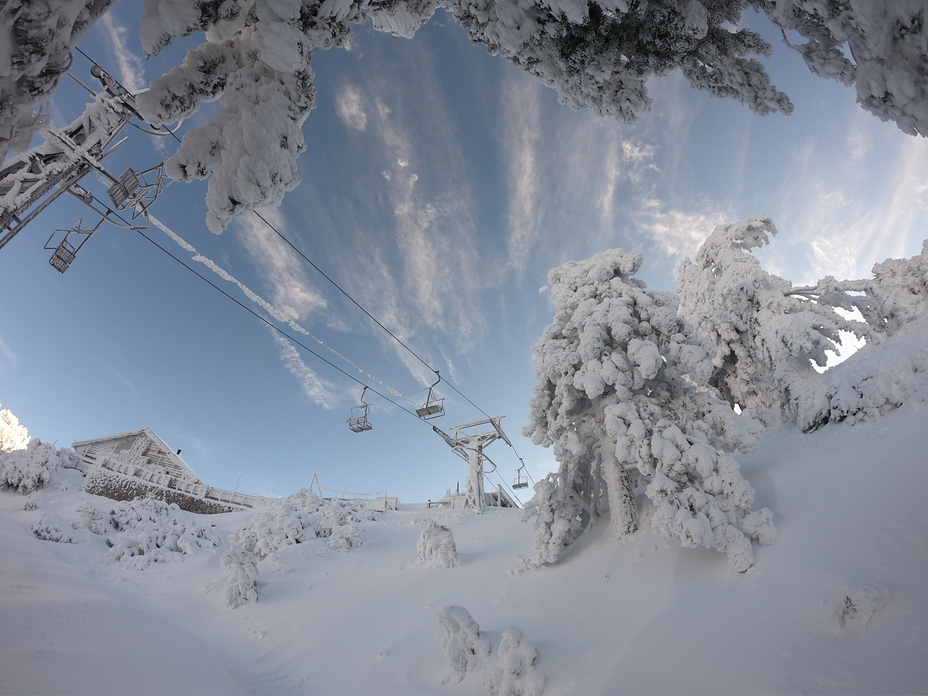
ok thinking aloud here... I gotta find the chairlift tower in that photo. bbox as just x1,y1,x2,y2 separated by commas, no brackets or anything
0,65,168,269
432,417,511,513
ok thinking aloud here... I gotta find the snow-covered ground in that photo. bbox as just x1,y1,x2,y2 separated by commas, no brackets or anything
2,381,928,695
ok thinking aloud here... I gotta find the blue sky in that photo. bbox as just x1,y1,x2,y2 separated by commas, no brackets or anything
1,2,927,503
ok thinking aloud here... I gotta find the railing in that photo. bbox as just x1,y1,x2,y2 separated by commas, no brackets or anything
78,444,266,510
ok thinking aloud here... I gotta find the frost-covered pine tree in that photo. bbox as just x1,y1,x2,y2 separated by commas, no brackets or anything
800,239,928,339
0,405,29,453
444,0,793,123
678,216,873,431
761,0,928,137
0,0,116,161
521,247,775,573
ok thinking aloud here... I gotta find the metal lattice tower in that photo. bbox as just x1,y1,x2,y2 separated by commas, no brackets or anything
0,66,166,267
432,417,511,512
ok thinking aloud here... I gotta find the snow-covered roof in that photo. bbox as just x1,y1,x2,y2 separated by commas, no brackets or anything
72,427,201,484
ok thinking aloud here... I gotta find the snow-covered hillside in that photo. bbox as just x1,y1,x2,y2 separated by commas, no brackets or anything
2,360,928,695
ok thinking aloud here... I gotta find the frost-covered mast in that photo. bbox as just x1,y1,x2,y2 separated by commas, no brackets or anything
432,417,511,513
0,65,167,270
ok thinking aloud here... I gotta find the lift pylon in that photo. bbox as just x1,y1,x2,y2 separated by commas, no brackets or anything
432,416,510,512
0,65,170,263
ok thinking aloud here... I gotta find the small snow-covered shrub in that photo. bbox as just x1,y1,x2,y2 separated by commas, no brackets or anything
415,520,458,569
327,521,364,551
833,585,889,632
221,542,260,609
439,606,491,684
0,440,76,494
235,489,374,559
32,513,80,544
106,497,219,563
482,627,545,696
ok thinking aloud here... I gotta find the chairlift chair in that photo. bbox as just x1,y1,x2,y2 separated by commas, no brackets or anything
108,165,164,219
512,465,529,490
416,371,445,419
348,386,373,433
44,218,102,273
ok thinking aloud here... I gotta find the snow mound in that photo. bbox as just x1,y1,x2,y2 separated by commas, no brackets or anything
833,585,889,633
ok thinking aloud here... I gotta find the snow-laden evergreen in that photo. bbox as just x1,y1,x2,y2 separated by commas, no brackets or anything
761,0,928,137
438,605,492,683
7,0,923,235
677,216,873,431
0,438,77,494
0,405,29,452
482,626,544,696
522,247,775,573
0,0,116,160
415,518,459,568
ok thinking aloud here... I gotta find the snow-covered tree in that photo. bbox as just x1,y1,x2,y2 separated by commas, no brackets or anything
0,405,29,452
800,239,928,340
0,0,116,161
522,247,774,573
761,0,928,137
6,0,923,233
221,540,261,608
438,605,492,684
444,0,793,122
0,439,76,494
678,216,874,431
481,627,544,696
415,519,458,568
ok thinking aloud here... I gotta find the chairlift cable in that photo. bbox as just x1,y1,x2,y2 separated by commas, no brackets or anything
72,47,535,473
131,223,420,419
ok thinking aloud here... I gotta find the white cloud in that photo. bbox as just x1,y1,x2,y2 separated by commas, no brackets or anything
500,74,543,275
270,331,339,409
235,209,326,322
335,84,368,131
100,13,146,93
0,335,18,368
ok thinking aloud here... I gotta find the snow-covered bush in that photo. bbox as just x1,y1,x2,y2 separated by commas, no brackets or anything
678,216,873,431
438,605,491,684
482,627,545,696
522,247,774,573
0,405,29,452
233,489,374,559
106,497,220,563
0,439,76,494
221,540,261,609
415,519,458,569
31,513,81,544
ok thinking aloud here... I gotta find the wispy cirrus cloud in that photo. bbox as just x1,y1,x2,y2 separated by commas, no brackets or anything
500,74,543,276
235,208,327,322
100,13,146,92
766,108,928,285
270,330,340,409
0,335,18,368
335,84,368,131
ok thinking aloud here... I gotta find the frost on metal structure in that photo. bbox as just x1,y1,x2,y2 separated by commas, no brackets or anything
0,65,166,269
432,417,512,512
